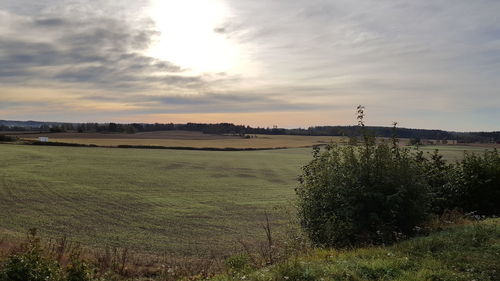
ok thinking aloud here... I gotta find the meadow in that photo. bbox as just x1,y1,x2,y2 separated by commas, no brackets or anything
0,143,493,257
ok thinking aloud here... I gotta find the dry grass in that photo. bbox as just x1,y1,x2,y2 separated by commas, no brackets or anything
0,230,225,280
16,131,346,149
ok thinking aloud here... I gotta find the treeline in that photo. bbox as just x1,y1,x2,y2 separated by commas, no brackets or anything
0,122,288,136
1,121,499,143
289,126,500,143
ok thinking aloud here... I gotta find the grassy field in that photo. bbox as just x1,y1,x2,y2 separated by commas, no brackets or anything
0,143,493,257
0,144,312,256
415,145,495,161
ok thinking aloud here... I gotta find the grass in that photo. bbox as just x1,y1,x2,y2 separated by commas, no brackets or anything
0,143,492,257
213,218,500,281
0,144,312,256
416,145,496,162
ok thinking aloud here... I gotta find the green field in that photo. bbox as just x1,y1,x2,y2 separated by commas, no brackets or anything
0,144,312,256
0,144,493,256
416,145,495,161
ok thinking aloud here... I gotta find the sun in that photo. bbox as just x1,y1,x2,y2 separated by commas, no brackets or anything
147,0,239,74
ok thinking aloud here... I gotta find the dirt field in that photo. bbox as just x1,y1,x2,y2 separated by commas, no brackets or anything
12,131,346,149
9,130,240,140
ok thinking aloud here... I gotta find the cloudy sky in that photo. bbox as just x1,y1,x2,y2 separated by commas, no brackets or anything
0,0,499,130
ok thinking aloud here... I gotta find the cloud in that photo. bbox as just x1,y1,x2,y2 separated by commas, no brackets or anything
0,10,201,91
0,0,499,130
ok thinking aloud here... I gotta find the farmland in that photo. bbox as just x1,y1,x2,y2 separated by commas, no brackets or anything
10,131,344,149
0,144,312,256
0,142,493,256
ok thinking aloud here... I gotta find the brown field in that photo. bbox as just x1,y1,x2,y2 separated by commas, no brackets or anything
7,130,481,149
8,130,239,140
13,130,347,149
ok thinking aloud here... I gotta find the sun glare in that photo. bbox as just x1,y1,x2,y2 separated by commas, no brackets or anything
147,0,239,74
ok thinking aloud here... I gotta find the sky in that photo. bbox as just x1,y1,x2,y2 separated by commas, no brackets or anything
0,0,499,131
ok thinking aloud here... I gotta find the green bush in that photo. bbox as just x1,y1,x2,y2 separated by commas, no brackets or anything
0,229,100,281
296,107,500,248
416,150,457,214
0,230,61,281
0,252,62,281
454,149,500,216
415,148,500,217
65,259,95,281
225,253,252,274
296,140,431,247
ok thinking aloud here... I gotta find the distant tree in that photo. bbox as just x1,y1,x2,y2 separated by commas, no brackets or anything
108,123,118,132
409,137,422,146
124,125,136,134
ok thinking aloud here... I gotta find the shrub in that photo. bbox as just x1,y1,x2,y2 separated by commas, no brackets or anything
296,108,432,247
225,253,252,274
453,149,500,216
0,230,62,281
0,229,101,281
0,135,17,142
296,140,431,247
416,150,457,214
65,259,95,281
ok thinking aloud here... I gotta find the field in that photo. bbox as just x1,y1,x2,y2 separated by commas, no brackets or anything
0,144,312,256
0,142,493,257
11,131,344,149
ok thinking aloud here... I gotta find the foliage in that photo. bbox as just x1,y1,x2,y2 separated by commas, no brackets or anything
296,107,500,248
418,148,500,216
296,109,431,247
0,230,103,281
0,229,62,281
453,149,500,215
65,259,95,281
225,254,252,276
0,135,17,142
296,142,431,247
416,149,457,214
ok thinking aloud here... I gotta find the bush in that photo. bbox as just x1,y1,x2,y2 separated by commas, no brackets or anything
225,253,252,274
296,140,431,247
0,253,62,281
416,150,457,214
65,259,95,281
419,148,500,216
0,229,100,281
454,149,500,216
0,135,17,142
296,107,500,248
0,230,61,281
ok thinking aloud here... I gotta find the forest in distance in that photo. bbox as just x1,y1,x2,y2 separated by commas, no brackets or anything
1,120,499,143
